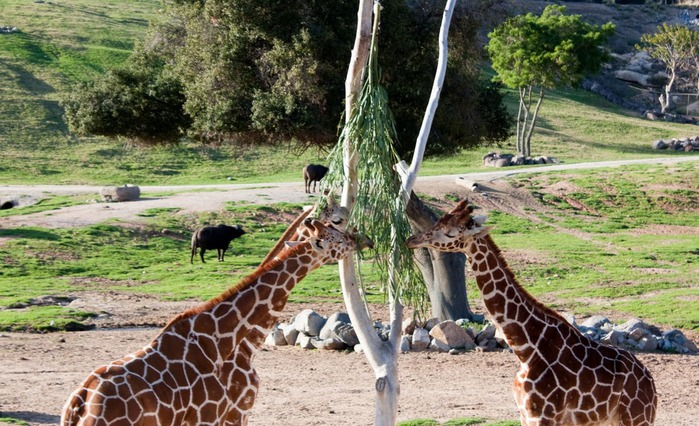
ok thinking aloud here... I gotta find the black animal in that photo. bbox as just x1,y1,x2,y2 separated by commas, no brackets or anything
190,224,246,263
303,164,328,193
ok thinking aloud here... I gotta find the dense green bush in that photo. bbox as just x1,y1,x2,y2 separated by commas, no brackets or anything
62,52,190,143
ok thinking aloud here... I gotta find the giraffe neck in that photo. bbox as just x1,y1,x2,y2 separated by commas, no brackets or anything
465,235,576,363
156,242,321,365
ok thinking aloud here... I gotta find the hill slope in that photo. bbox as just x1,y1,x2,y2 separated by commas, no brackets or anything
0,0,697,186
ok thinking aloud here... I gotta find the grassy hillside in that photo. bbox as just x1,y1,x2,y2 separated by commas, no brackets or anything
0,0,697,186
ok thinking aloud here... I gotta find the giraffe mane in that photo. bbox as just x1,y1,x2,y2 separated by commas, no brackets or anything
483,234,580,331
163,240,313,329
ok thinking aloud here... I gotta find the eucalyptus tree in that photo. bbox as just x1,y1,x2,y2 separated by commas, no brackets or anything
487,5,614,157
320,0,458,423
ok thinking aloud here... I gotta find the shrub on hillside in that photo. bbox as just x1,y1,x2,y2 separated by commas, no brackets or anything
61,55,190,144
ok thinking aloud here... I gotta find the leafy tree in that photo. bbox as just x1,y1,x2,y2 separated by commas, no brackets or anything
487,5,614,158
637,23,698,114
61,51,190,144
64,0,511,157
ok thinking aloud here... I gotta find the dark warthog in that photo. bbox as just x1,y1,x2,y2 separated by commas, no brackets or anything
303,164,328,193
190,224,246,263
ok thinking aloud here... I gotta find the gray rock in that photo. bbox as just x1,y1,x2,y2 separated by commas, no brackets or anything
423,318,440,331
296,333,315,349
494,158,510,168
475,324,496,345
316,337,347,350
400,335,412,353
326,311,351,325
412,327,430,352
615,318,649,336
635,336,658,352
477,339,499,352
319,320,341,340
651,139,668,149
280,323,299,346
430,338,450,352
264,327,287,346
600,330,625,347
581,315,611,329
294,309,326,336
331,322,359,347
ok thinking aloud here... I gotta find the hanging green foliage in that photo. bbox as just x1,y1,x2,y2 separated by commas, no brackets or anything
322,6,424,310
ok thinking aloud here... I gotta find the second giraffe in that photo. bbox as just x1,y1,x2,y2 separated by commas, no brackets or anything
407,200,657,426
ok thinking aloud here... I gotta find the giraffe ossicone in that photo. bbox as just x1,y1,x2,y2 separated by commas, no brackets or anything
407,200,657,426
61,218,371,426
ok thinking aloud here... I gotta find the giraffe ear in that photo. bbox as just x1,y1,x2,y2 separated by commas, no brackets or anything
285,241,302,248
451,200,469,214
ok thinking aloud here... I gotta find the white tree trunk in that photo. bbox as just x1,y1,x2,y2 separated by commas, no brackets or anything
340,0,456,424
339,2,400,425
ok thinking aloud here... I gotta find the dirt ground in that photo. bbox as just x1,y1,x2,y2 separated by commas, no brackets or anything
1,163,698,425
0,296,698,426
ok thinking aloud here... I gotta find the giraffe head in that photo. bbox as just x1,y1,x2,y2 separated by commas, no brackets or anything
406,200,489,252
291,218,373,263
316,195,350,230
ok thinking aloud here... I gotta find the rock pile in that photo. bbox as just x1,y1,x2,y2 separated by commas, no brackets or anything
266,309,699,355
0,26,19,34
482,152,559,168
651,137,699,152
99,184,141,202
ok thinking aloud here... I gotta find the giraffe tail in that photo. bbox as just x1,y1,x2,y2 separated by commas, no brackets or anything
60,387,88,426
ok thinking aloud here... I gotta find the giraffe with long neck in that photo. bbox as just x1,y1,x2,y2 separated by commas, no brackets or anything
406,200,657,426
61,219,371,426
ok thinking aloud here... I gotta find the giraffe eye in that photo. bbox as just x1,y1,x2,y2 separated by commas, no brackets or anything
445,232,457,238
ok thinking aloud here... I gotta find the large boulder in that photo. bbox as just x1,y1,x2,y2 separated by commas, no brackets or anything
100,184,140,202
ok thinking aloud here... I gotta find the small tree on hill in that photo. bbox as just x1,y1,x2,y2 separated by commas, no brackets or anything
637,23,698,114
487,5,614,158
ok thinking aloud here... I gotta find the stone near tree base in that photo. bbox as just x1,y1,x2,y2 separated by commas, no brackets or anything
429,338,450,352
294,309,326,336
296,333,315,349
400,335,412,353
264,328,287,346
429,320,475,350
475,324,496,345
280,323,299,346
100,184,140,202
313,337,346,350
412,328,430,351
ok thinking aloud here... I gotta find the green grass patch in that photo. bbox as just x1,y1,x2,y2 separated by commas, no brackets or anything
0,305,96,332
0,417,30,426
0,195,91,217
0,203,382,331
